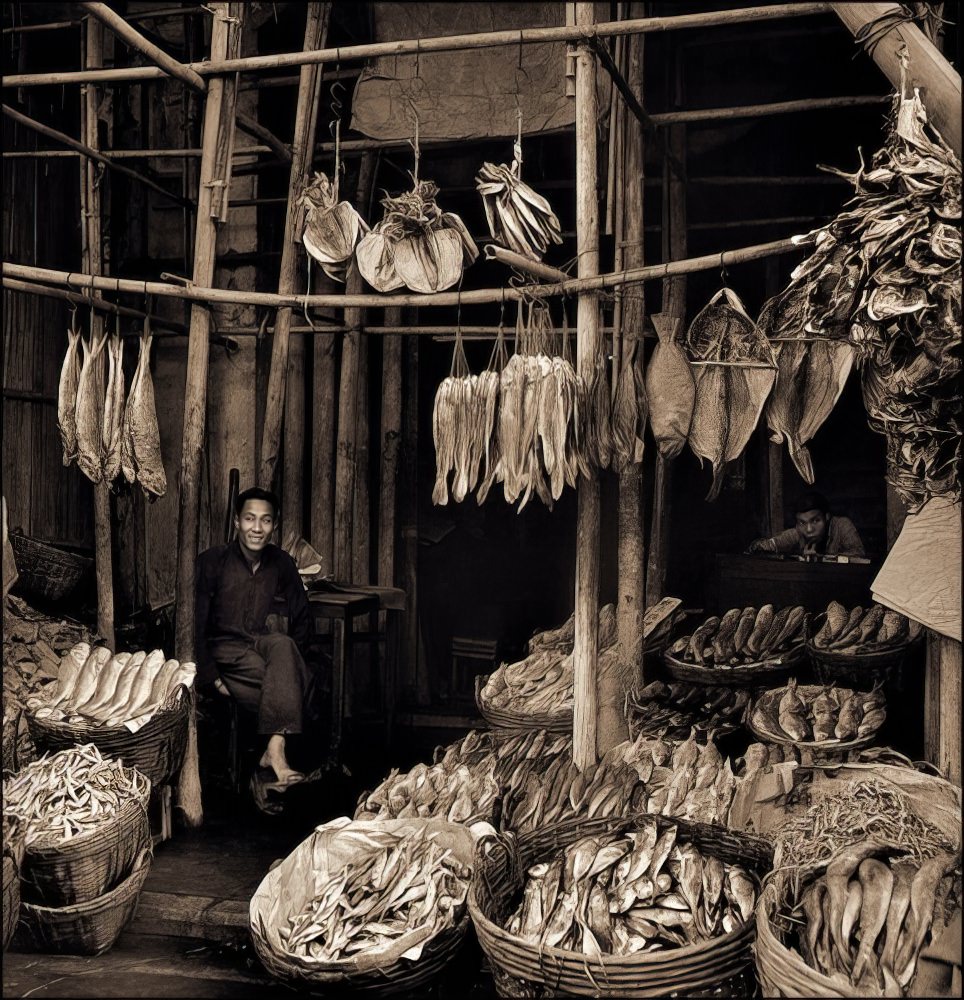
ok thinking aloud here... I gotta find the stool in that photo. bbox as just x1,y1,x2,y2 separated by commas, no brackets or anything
451,636,499,701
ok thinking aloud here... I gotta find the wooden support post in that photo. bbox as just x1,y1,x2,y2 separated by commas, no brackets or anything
924,632,962,786
310,274,338,566
259,3,331,494
400,334,423,705
174,2,243,828
885,484,906,550
352,332,371,586
612,14,645,744
80,19,115,650
573,2,600,773
764,257,783,537
831,2,961,158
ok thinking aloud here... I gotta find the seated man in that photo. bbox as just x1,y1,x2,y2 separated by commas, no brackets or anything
748,490,866,558
195,486,312,787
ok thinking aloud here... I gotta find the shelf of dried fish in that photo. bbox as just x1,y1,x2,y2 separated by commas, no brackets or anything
469,812,773,998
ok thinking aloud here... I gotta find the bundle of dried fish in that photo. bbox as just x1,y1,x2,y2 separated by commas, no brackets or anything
759,286,855,484
748,679,886,745
3,743,150,847
101,329,126,483
627,680,750,743
74,326,108,484
668,604,808,667
811,600,921,654
300,171,369,283
477,140,562,261
120,319,167,500
685,288,777,500
645,313,696,461
501,819,758,955
357,177,477,293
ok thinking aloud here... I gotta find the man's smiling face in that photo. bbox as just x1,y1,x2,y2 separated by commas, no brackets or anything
235,499,275,556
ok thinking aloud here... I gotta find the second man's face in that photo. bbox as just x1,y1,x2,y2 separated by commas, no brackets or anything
794,508,828,547
236,499,275,554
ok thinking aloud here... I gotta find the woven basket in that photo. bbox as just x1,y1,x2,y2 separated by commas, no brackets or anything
746,685,883,765
19,774,151,907
469,813,773,998
15,847,152,956
806,623,916,688
26,689,189,787
3,827,25,953
475,674,572,734
662,643,807,688
7,533,92,603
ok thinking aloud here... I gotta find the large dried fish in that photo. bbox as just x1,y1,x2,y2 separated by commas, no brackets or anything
101,332,126,483
74,327,108,484
57,323,82,466
645,314,694,460
122,322,167,499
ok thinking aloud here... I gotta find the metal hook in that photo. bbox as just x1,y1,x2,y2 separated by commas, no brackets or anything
720,252,729,288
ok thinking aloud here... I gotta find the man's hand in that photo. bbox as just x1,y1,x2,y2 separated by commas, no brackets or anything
213,677,230,698
748,538,776,554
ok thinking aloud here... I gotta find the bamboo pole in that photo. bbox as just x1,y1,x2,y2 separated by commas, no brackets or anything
648,94,887,125
3,233,808,310
573,2,600,774
174,2,242,829
79,19,115,652
310,272,338,568
2,4,833,88
378,306,403,583
831,2,961,157
483,245,571,283
614,15,646,723
2,104,194,208
260,3,330,493
353,329,371,585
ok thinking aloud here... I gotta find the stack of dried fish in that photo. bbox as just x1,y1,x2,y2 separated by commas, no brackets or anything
476,141,562,261
502,820,758,956
750,679,886,745
784,87,961,510
759,285,855,484
811,601,921,654
684,288,777,500
278,827,470,962
3,744,149,847
357,177,477,293
627,680,750,743
668,604,808,668
300,171,369,283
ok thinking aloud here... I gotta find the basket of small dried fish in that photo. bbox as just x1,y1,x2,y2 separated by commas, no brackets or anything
747,680,886,765
664,604,809,687
15,847,152,956
250,817,476,995
469,812,772,998
3,814,25,951
807,602,923,687
4,744,151,907
754,769,962,998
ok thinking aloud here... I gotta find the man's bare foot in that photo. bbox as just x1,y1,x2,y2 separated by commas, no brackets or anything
259,734,303,785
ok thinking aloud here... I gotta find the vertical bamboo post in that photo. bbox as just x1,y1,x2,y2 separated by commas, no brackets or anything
259,2,331,494
79,19,115,650
400,333,424,705
613,17,646,735
352,333,370,585
924,633,962,785
174,2,241,828
378,307,403,593
573,1,600,773
310,275,338,566
333,153,375,582
645,52,686,607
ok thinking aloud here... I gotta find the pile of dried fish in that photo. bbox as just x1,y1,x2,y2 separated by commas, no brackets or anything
627,680,750,743
479,605,617,716
784,87,961,510
759,285,856,484
749,679,886,745
502,820,758,956
668,605,808,668
357,177,477,293
684,288,777,500
811,601,920,654
28,643,195,729
279,827,470,962
737,742,802,777
645,313,696,461
300,171,369,283
3,744,149,847
476,141,562,261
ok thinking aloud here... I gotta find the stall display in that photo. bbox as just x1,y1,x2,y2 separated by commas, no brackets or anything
627,680,750,742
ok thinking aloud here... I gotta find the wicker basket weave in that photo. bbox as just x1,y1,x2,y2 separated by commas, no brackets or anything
26,689,189,787
662,643,807,688
15,848,152,956
3,824,25,952
806,632,916,689
19,773,150,907
469,813,773,998
7,533,92,603
475,674,572,734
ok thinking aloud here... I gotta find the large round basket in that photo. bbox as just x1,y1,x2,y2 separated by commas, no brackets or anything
7,532,92,603
3,827,25,952
475,674,572,734
662,642,807,688
15,848,152,956
26,689,189,787
806,630,917,689
19,773,150,907
468,812,773,998
746,685,883,765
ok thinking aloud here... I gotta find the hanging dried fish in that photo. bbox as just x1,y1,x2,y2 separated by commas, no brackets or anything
121,319,167,500
101,329,126,484
57,318,82,467
611,337,647,473
645,313,695,461
74,325,107,484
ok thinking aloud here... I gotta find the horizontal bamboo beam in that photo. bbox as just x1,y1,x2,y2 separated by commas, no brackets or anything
2,20,78,35
4,232,810,309
2,146,270,160
1,104,194,209
239,66,361,90
649,94,887,124
2,4,833,87
484,245,571,282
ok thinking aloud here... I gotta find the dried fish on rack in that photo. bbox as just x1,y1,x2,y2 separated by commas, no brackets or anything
120,319,167,500
74,325,108,484
57,318,82,467
645,313,696,461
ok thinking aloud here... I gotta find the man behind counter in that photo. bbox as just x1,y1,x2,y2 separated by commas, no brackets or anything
749,490,866,558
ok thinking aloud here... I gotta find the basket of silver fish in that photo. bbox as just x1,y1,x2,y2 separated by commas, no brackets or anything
3,744,151,907
664,605,809,687
468,812,772,998
250,817,475,995
746,680,886,765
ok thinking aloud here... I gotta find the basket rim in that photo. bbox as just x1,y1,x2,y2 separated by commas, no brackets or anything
475,674,572,731
746,685,883,751
664,641,806,674
26,687,188,737
8,531,94,568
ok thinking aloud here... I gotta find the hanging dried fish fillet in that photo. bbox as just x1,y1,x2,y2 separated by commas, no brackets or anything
74,326,107,484
645,313,695,461
121,321,166,500
58,322,82,467
101,331,126,484
610,338,647,473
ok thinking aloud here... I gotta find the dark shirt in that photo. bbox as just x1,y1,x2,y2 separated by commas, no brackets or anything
194,540,310,686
